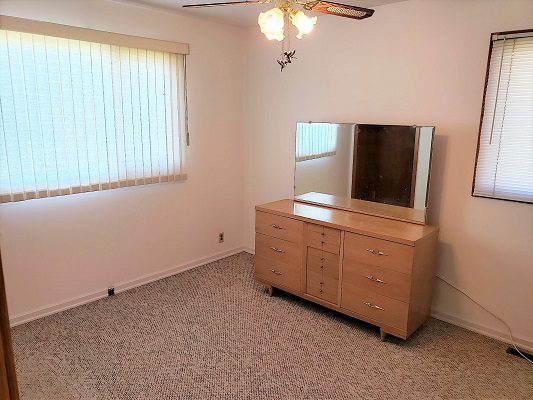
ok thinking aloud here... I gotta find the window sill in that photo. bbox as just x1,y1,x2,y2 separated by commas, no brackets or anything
0,174,187,203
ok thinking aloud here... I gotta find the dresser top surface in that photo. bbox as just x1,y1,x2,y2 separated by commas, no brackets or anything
256,199,438,246
294,192,427,225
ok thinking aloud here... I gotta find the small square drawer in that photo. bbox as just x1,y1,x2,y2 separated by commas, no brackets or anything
342,258,411,303
344,232,414,274
306,269,338,304
256,211,303,244
306,247,339,280
307,224,341,254
341,283,408,331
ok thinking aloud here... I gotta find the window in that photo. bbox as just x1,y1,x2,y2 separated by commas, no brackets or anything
0,17,189,203
473,30,533,203
296,122,337,162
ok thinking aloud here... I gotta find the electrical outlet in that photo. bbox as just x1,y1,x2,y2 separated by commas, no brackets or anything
219,232,224,243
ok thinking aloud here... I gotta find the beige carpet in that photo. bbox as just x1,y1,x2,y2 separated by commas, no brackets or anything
12,253,532,399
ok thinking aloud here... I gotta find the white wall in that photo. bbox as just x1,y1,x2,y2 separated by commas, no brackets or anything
243,0,533,348
0,0,246,321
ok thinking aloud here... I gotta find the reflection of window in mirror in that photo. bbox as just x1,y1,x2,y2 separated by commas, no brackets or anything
295,123,355,197
296,123,338,161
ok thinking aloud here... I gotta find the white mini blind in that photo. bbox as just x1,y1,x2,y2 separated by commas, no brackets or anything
473,33,533,203
0,29,187,203
296,123,337,162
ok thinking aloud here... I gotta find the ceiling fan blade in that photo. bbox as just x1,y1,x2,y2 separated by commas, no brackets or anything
303,1,374,19
182,0,266,8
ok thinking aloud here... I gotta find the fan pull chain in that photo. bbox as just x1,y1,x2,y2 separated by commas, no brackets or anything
277,10,297,71
286,11,291,52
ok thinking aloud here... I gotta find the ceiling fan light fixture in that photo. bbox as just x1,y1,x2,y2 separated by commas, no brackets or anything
258,7,285,41
182,0,374,70
290,10,317,39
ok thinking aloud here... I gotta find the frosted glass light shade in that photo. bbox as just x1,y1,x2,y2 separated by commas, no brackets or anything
290,11,317,39
258,8,285,41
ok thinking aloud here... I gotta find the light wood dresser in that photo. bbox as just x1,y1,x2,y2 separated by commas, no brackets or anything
254,199,439,341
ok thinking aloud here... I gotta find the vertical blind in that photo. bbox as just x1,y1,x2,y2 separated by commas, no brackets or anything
473,33,533,203
0,29,187,203
296,123,338,162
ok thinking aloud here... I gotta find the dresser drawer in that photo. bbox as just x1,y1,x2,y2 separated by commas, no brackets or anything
256,211,303,243
306,269,338,304
306,247,339,279
255,255,301,292
255,233,300,266
342,259,411,303
341,283,408,331
344,232,413,274
307,224,341,254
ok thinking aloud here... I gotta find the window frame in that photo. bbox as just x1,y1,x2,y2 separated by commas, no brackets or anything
471,28,533,204
0,15,189,55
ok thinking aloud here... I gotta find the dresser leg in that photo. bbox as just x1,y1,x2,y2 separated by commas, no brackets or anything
380,328,387,342
266,285,274,297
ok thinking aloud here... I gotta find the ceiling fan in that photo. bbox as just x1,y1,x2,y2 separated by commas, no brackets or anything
182,0,374,70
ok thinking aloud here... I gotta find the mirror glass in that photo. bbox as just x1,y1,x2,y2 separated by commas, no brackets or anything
294,123,435,223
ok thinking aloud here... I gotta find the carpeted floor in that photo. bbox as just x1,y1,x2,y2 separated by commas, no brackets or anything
12,253,532,399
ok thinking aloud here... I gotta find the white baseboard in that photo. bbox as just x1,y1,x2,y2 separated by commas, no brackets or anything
10,289,110,328
10,247,248,327
11,246,532,356
431,309,533,353
242,246,254,255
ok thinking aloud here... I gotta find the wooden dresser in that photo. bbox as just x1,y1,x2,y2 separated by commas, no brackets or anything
254,199,439,340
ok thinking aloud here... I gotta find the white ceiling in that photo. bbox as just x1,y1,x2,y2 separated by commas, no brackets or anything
117,0,406,27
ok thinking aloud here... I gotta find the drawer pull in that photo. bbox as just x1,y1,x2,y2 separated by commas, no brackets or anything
270,224,284,230
365,275,385,284
366,248,388,256
269,246,285,253
270,269,283,275
363,301,384,311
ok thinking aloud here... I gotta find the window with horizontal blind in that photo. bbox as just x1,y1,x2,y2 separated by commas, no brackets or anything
0,18,189,203
473,30,533,203
296,122,338,162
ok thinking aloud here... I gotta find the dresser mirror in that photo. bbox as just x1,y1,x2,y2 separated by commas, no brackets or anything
294,123,435,224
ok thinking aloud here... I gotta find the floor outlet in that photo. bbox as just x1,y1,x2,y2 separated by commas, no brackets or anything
108,287,115,296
